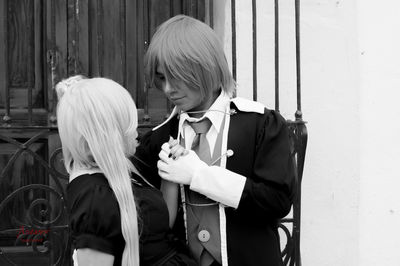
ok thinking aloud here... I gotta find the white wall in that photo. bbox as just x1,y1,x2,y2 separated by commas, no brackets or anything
214,0,400,265
358,0,400,265
300,1,360,265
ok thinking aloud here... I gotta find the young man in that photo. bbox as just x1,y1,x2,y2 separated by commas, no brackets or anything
134,15,295,266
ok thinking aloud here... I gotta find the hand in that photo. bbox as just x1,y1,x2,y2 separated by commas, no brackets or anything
157,149,207,185
167,136,189,160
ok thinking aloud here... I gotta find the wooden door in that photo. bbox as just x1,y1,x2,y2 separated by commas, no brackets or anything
0,1,212,265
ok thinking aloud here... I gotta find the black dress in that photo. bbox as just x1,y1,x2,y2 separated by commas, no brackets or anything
67,172,196,266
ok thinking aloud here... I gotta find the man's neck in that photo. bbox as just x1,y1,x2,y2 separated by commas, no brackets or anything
187,90,221,118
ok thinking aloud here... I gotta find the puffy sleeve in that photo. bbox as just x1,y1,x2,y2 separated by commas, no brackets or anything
67,182,124,256
238,109,295,219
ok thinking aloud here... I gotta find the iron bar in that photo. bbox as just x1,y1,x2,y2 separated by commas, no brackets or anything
196,0,200,19
295,0,302,120
74,0,80,74
28,0,34,126
169,0,174,17
231,0,236,81
96,0,103,76
143,0,150,121
252,0,257,101
121,0,126,88
2,0,10,123
166,0,173,117
28,88,33,125
49,0,57,124
209,0,214,28
49,50,57,124
275,0,280,112
286,120,307,266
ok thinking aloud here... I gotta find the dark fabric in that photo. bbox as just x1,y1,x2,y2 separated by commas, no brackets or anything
225,104,294,266
67,173,124,266
134,103,295,266
67,172,196,266
133,118,180,189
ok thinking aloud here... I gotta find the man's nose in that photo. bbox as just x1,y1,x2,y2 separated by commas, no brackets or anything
164,81,173,94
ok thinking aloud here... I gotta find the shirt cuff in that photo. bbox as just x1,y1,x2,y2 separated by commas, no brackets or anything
189,165,246,208
73,233,115,255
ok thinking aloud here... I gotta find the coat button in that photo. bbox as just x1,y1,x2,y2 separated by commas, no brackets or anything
198,229,210,242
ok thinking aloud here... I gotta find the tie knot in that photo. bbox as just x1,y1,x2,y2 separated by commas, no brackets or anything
188,118,212,134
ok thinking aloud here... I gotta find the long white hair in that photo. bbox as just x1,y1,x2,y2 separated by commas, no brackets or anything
56,76,140,266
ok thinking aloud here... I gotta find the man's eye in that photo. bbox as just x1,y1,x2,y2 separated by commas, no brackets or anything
155,73,165,81
154,74,165,90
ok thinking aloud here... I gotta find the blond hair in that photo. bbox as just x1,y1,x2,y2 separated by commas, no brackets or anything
56,76,140,266
145,15,235,100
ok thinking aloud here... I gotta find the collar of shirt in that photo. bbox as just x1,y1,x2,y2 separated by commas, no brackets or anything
178,92,231,152
69,167,102,182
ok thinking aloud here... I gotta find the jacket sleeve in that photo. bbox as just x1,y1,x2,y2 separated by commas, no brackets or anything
238,110,295,219
133,121,178,188
132,130,163,188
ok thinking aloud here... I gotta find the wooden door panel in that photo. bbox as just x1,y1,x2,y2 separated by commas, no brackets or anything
101,0,125,84
70,0,140,106
0,0,45,110
7,0,35,106
54,0,68,82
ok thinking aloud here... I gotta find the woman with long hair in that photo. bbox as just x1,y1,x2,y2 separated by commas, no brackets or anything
56,76,195,266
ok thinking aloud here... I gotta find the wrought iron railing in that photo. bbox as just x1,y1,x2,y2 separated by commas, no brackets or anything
280,120,307,266
0,128,70,266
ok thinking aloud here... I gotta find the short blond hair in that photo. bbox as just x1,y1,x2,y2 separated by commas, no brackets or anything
145,15,235,101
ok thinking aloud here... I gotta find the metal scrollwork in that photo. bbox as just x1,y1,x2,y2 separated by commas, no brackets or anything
278,120,308,266
0,129,70,266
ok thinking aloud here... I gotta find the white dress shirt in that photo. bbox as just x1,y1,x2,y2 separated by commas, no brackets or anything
178,92,231,153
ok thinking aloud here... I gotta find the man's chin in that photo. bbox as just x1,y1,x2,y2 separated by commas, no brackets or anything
176,105,190,113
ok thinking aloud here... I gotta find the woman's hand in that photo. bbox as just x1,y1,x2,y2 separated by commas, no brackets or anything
163,136,189,160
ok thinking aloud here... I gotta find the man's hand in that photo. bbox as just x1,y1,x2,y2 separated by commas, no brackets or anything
157,148,206,185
